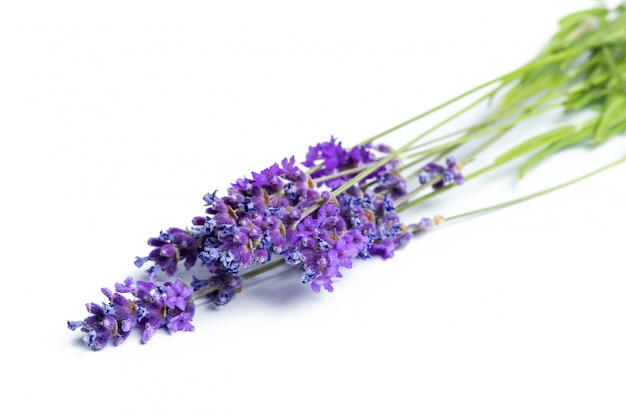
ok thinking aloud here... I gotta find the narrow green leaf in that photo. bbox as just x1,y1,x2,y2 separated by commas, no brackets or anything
593,93,626,144
519,122,596,178
599,109,626,140
563,86,607,111
546,8,608,52
495,125,578,164
558,8,607,30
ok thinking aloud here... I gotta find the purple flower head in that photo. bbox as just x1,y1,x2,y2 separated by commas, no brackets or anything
141,227,201,277
68,276,196,350
419,156,465,190
280,156,307,182
374,173,407,200
251,162,283,191
304,136,348,169
302,137,402,190
201,274,242,306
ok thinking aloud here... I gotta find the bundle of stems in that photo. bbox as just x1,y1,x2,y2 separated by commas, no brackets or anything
361,2,626,215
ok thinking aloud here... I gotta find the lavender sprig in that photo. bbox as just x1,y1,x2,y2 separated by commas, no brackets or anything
69,2,626,350
68,276,194,350
69,139,430,349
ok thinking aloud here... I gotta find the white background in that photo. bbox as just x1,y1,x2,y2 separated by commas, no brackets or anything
1,1,625,416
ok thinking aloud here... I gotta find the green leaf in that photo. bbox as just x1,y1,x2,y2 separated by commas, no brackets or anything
547,7,608,51
558,8,607,30
495,125,578,164
593,93,626,144
563,85,606,111
606,117,626,139
519,122,596,178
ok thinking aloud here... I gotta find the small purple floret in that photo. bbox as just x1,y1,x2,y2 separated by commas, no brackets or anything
419,157,464,189
166,278,194,311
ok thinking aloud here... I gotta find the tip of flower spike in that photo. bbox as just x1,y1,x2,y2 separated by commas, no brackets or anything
418,156,466,190
67,320,84,331
134,256,149,268
203,190,219,205
411,216,444,234
71,276,196,350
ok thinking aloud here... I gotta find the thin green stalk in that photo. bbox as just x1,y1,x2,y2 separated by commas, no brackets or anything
312,161,379,184
193,258,287,300
404,99,559,157
362,38,588,151
403,82,564,173
443,155,626,223
356,78,503,147
333,84,502,198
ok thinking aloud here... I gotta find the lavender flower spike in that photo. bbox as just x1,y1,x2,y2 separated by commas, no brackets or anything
68,277,195,350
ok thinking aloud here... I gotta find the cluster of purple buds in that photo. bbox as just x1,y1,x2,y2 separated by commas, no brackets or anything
135,137,410,299
69,134,464,349
134,228,197,276
304,136,401,191
67,276,194,350
190,274,242,306
284,188,412,292
418,156,465,189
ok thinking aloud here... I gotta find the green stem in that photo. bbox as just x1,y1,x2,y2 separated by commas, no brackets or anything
356,78,503,147
361,40,588,150
443,156,626,223
333,84,502,198
193,258,287,300
312,161,379,184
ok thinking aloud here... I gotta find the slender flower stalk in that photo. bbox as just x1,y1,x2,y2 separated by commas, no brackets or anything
69,2,626,350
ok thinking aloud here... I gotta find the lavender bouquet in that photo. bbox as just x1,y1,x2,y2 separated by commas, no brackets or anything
68,2,626,350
